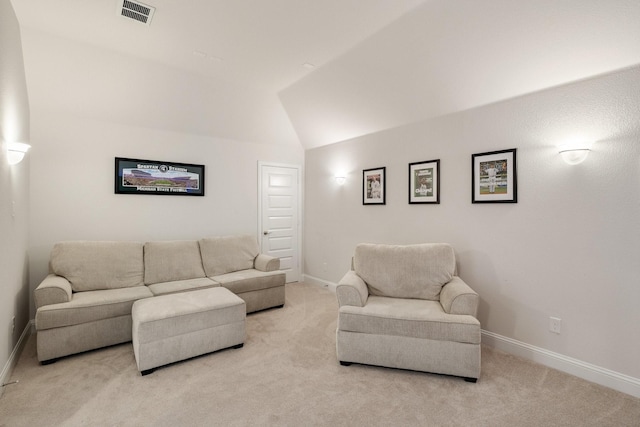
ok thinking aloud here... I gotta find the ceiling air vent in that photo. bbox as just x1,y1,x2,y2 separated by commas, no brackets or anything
117,0,155,25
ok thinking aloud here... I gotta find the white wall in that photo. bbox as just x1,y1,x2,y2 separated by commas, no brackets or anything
304,66,640,381
21,26,305,319
28,109,303,318
0,0,31,392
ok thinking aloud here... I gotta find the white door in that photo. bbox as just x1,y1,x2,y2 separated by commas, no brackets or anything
259,163,300,283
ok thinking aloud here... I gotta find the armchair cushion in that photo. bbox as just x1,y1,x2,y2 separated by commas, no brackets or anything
339,296,480,344
354,243,455,301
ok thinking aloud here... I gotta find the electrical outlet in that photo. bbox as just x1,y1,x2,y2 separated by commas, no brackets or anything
549,317,562,334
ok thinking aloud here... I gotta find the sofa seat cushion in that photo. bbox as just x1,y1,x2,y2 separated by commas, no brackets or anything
147,277,220,296
51,241,144,292
199,235,260,276
144,240,206,285
35,286,153,331
338,296,480,344
212,269,284,294
354,243,455,301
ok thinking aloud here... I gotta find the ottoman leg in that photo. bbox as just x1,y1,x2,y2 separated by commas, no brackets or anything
141,368,155,376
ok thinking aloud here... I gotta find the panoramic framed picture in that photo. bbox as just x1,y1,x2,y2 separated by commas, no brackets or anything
471,148,517,203
363,167,386,205
409,159,440,204
115,157,205,196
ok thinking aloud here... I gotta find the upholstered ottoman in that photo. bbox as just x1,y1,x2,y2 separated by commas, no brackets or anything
132,287,246,375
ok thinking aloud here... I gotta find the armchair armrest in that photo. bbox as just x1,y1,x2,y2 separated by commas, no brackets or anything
254,254,280,272
336,270,369,307
440,276,479,317
34,274,72,309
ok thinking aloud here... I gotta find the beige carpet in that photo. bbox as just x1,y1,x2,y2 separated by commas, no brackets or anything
1,282,639,426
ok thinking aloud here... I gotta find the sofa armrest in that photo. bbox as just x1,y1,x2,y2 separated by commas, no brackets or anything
336,271,369,307
34,274,72,309
254,254,280,272
440,276,479,317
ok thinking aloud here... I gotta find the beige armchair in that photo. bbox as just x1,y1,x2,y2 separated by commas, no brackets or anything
335,243,481,382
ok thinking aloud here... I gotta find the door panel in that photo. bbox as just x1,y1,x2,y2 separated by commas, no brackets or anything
259,164,300,283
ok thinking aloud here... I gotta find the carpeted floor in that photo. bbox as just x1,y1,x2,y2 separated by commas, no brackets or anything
1,282,639,426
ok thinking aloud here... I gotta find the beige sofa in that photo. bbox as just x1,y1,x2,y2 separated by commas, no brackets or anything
34,235,285,363
336,243,481,381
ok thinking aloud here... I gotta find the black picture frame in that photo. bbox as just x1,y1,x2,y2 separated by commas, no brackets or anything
409,159,440,204
115,157,205,196
363,167,386,205
471,148,517,203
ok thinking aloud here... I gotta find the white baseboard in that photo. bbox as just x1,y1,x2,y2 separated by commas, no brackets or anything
0,320,33,398
303,274,337,291
482,330,640,398
303,274,640,398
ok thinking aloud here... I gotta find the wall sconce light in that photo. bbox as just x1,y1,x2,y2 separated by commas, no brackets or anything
334,175,346,185
559,148,590,165
6,142,31,165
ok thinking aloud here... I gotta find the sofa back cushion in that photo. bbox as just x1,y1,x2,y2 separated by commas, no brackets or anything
50,241,144,292
354,243,455,301
144,240,206,285
199,235,259,276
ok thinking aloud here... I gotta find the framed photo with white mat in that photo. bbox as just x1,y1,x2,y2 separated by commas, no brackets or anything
472,148,517,203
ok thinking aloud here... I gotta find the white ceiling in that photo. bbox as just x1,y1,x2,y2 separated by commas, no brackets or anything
13,0,428,91
281,0,640,148
11,0,640,149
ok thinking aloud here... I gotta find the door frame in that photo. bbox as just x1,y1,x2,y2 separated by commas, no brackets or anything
257,161,303,282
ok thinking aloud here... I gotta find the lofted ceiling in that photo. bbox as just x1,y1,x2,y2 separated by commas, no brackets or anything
11,0,426,92
10,0,640,149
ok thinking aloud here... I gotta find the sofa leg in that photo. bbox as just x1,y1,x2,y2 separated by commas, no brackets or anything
140,368,155,376
232,343,244,349
40,358,58,366
339,361,352,366
463,377,477,383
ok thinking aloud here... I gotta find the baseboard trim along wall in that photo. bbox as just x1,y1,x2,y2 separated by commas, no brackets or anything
481,330,640,399
303,274,640,399
303,274,337,291
0,320,33,398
